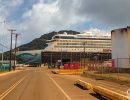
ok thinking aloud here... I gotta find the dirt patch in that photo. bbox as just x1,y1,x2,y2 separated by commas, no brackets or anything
82,72,130,87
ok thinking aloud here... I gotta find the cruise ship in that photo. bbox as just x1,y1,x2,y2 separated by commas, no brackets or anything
44,32,111,53
16,31,111,66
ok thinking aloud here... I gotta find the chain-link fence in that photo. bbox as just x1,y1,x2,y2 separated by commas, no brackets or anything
0,64,10,71
83,58,130,86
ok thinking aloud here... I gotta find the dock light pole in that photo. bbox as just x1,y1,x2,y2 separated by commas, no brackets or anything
8,29,16,71
60,44,63,67
59,35,62,67
79,51,81,68
83,42,85,69
50,51,52,67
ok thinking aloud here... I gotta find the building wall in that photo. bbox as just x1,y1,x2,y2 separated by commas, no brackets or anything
127,27,130,58
111,27,130,68
16,50,42,65
41,51,111,66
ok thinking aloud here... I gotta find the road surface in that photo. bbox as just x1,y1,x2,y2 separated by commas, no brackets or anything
0,67,98,100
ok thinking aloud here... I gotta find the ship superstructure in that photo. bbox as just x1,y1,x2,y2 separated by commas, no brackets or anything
44,32,111,53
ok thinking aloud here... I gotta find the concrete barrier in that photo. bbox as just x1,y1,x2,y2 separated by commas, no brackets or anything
52,69,84,75
75,79,92,90
59,69,83,75
51,70,59,74
93,86,130,100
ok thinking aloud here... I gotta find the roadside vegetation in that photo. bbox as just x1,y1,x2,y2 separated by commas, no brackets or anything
82,68,130,87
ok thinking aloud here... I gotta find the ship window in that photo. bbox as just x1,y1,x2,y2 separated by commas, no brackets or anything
54,36,60,39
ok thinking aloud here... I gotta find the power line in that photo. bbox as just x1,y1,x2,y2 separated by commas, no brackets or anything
0,42,9,49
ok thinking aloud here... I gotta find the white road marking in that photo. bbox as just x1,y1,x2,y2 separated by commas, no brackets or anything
47,74,72,100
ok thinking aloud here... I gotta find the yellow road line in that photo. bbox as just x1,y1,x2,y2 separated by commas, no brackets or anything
0,75,27,100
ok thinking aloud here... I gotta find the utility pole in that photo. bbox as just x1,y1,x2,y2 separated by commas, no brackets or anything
14,33,20,70
59,35,62,67
8,29,16,71
83,42,85,69
0,20,5,68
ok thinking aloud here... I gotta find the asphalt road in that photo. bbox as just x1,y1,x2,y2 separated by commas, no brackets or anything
0,67,98,100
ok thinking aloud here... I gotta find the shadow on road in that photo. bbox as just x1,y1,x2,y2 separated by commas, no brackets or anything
74,84,108,100
74,84,87,90
90,93,108,100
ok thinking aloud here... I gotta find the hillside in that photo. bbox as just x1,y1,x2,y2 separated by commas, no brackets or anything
18,30,80,51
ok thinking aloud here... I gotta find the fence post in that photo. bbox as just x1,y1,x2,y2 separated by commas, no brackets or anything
117,58,119,80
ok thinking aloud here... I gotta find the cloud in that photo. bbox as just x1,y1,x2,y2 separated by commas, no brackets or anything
1,0,130,50
84,28,110,36
78,0,130,28
0,0,23,46
20,0,130,42
0,0,24,51
19,0,87,43
0,0,23,18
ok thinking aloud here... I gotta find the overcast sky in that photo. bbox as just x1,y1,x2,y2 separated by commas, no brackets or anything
0,0,130,51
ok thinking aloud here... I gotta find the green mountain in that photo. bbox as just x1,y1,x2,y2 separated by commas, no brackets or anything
18,30,80,51
0,30,80,60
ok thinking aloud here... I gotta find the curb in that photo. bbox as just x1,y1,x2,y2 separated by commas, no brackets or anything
0,70,22,77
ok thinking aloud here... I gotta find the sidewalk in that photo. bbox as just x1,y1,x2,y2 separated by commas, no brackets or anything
0,70,22,77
